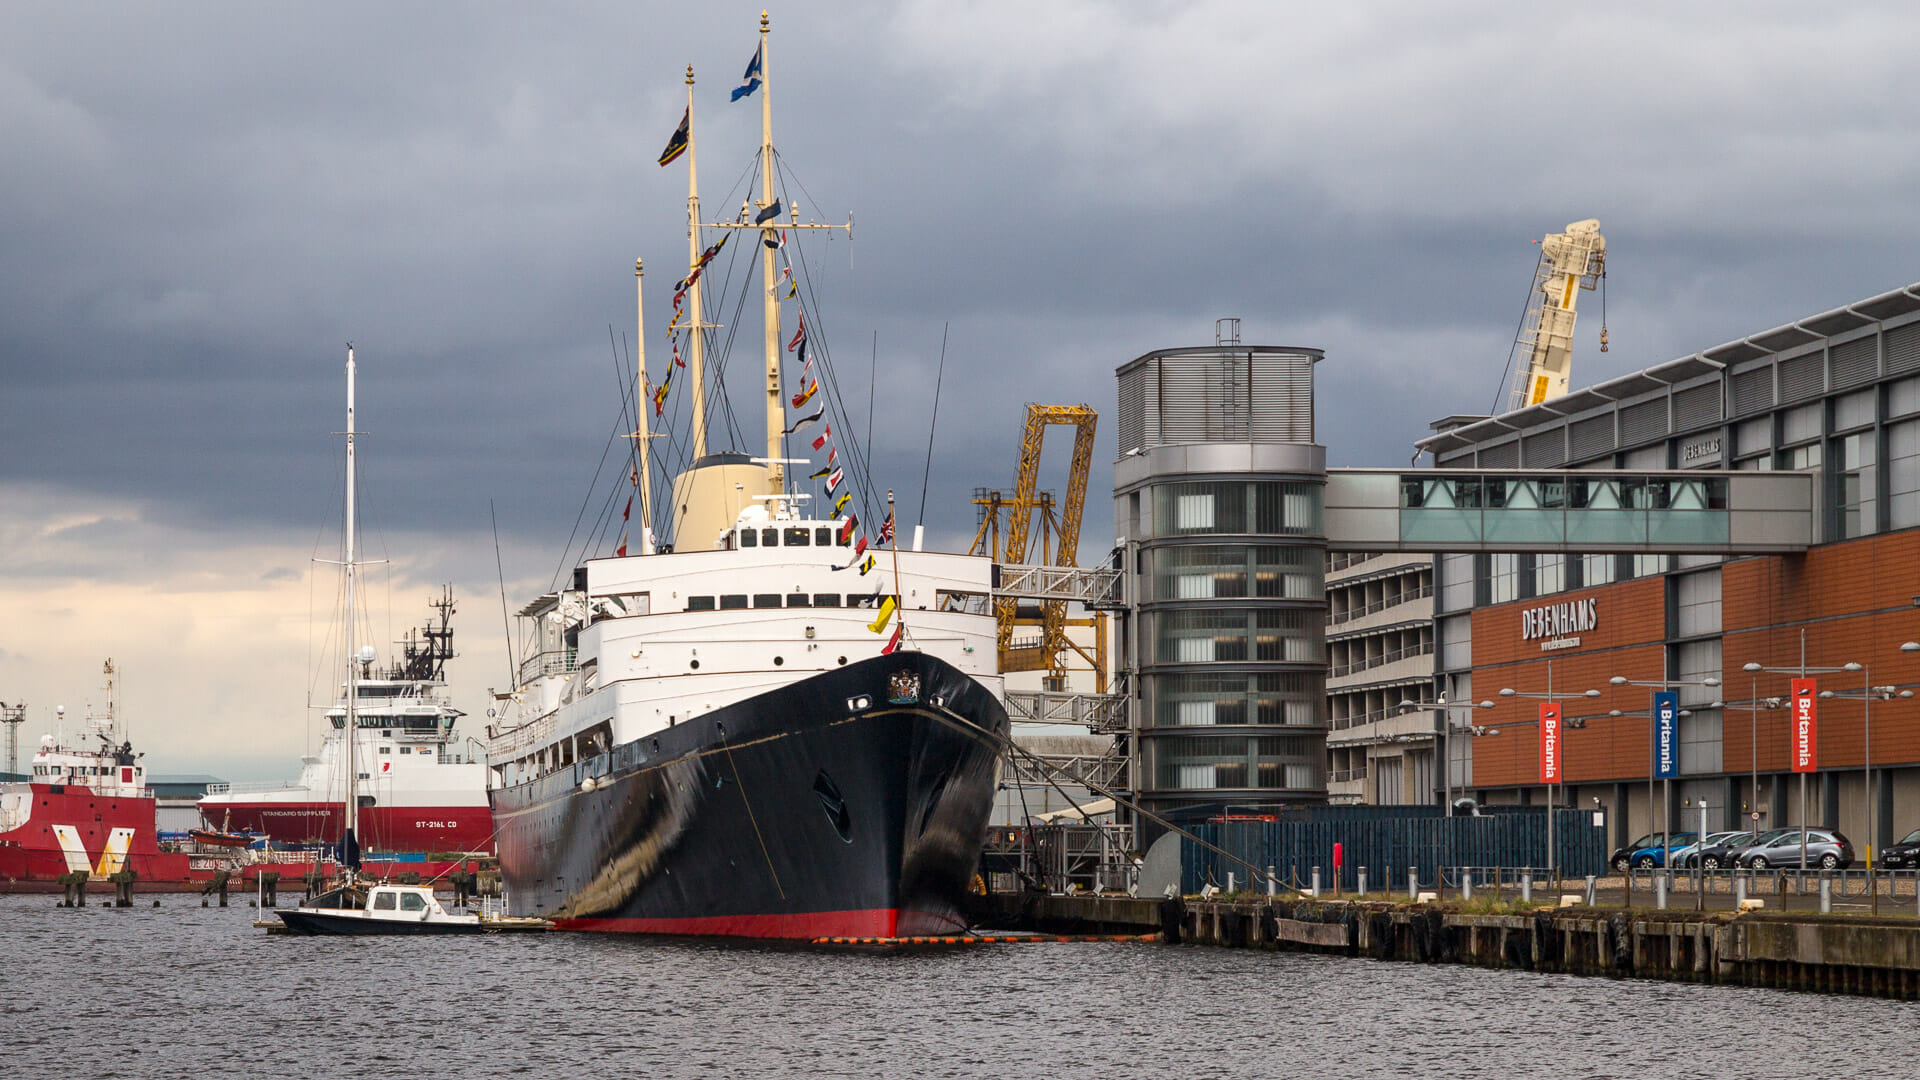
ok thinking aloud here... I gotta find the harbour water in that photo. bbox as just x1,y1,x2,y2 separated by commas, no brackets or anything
7,894,1918,1078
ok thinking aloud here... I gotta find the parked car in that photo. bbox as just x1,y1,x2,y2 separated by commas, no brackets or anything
1880,828,1920,869
1610,833,1665,873
1671,831,1748,868
1740,828,1854,870
1692,829,1786,869
1627,832,1700,869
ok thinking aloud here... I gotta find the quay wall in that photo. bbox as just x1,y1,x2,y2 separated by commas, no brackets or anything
1172,898,1920,999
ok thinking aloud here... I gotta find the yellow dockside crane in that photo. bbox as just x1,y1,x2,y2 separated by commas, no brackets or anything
969,404,1108,690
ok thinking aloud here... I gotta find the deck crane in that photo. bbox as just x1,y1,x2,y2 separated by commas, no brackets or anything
968,404,1105,688
1507,219,1607,410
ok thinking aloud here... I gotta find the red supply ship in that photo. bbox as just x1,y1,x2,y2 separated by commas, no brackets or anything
196,589,493,857
0,661,342,893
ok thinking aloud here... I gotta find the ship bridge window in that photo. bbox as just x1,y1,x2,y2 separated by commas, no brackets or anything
785,527,812,547
373,891,397,911
815,527,832,546
399,747,411,754
761,528,779,547
813,593,842,608
687,596,716,611
399,892,427,912
787,593,811,607
739,530,758,548
720,595,749,610
754,594,783,608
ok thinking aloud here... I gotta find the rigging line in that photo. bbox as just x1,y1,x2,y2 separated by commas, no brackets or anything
917,322,949,528
545,397,627,595
1488,248,1547,416
489,500,516,684
790,227,878,526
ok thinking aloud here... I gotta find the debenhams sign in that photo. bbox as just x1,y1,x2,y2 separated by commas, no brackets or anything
1520,597,1598,652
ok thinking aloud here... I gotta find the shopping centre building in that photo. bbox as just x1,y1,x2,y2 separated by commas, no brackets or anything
1415,282,1920,852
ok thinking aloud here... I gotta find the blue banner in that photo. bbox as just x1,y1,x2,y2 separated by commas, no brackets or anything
1653,690,1680,779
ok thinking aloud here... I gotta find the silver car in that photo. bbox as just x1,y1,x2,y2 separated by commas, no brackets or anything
1738,828,1854,870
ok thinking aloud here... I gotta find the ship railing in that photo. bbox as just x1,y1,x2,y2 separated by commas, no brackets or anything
486,709,559,756
202,780,310,796
517,649,579,685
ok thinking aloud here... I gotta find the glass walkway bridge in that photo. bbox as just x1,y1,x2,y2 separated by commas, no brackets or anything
1323,470,1814,553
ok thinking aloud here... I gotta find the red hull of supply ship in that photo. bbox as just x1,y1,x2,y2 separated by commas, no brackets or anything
196,589,495,858
0,662,331,894
199,803,492,856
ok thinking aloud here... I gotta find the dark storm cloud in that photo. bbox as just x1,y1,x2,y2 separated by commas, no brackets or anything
7,1,1920,568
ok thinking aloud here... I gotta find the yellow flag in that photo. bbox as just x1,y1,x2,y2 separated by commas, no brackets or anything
866,596,897,634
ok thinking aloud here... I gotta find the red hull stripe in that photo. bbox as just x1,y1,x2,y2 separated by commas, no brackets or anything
555,908,899,939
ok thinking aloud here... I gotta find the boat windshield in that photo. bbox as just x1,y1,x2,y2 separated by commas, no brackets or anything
400,893,428,912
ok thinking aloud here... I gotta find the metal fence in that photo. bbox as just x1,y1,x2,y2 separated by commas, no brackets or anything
1180,808,1607,893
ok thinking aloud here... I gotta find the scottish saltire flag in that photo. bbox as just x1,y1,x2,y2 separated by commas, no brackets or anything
732,41,763,101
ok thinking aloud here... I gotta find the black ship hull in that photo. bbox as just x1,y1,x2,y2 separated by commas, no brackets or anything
490,652,1008,939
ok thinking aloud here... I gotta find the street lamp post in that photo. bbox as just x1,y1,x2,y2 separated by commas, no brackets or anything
1748,651,1868,893
1735,664,1783,838
1499,660,1601,893
1396,696,1495,817
1608,673,1722,888
1818,674,1905,915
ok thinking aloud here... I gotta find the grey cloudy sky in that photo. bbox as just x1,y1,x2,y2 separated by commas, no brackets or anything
5,1,1920,776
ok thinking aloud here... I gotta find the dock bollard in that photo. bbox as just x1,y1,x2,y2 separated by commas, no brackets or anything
1409,866,1419,900
1735,875,1747,907
1521,871,1532,903
1584,875,1597,906
1357,867,1367,897
1310,867,1321,898
1820,873,1832,914
1267,865,1276,898
1226,872,1235,895
1461,869,1472,902
1655,873,1668,909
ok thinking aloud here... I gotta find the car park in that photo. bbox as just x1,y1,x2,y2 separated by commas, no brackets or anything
1740,828,1853,870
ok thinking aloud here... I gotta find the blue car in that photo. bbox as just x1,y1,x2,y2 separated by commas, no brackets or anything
1626,832,1700,869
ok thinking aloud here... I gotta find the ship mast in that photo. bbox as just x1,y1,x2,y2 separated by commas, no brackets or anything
343,344,361,871
632,258,654,549
758,12,783,495
683,65,710,461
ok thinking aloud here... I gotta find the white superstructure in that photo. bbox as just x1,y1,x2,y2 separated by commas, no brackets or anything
485,509,1002,790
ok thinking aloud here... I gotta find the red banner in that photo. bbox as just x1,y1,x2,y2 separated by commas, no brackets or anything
1791,677,1818,773
1539,703,1562,783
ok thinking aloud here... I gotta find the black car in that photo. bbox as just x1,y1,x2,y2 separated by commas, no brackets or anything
1878,828,1920,870
1610,833,1664,873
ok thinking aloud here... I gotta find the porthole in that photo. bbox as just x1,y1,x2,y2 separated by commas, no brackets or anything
690,659,700,670
837,656,847,666
773,656,784,666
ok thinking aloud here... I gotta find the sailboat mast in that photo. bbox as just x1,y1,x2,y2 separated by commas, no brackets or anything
684,66,710,461
634,258,654,547
758,12,784,494
343,345,360,862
